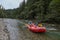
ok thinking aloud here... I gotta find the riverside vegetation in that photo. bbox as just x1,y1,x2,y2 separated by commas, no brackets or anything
0,0,60,24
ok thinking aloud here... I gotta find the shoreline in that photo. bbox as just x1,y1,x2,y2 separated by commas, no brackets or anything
0,19,10,40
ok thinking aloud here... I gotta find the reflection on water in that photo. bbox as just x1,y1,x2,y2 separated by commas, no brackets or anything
3,19,60,40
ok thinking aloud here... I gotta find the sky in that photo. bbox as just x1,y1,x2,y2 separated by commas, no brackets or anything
0,0,23,9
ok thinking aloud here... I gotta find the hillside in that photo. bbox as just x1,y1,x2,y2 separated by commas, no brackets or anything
15,0,60,23
0,0,60,23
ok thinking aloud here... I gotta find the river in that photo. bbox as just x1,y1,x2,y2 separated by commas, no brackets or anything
3,19,60,40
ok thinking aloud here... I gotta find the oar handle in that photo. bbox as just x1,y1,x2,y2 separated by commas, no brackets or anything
25,24,30,27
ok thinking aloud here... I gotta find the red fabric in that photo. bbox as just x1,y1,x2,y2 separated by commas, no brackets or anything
28,24,46,33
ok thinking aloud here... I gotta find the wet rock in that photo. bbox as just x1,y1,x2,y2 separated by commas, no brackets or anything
0,19,10,40
3,28,9,33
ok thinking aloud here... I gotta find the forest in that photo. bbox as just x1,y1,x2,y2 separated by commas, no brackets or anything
0,0,60,23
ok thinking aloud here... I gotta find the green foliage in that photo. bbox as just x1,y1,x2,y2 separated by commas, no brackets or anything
48,0,60,23
0,0,60,23
0,5,5,18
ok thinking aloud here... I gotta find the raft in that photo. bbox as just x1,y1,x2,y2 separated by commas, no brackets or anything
26,24,46,33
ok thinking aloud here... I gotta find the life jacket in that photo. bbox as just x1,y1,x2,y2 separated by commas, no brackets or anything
38,24,42,27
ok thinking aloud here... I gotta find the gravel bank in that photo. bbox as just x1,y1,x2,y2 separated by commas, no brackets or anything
0,19,9,40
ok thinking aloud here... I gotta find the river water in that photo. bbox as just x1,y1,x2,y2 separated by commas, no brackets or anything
3,19,60,40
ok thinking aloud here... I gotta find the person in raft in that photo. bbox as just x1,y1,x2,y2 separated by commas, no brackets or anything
28,21,32,24
38,21,43,27
28,21,36,27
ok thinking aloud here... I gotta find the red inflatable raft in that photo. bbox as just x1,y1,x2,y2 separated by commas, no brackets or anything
26,24,46,33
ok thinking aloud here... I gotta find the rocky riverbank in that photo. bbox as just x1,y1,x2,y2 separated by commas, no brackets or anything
0,19,9,40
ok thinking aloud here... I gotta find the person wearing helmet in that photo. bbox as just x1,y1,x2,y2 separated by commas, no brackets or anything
38,21,43,27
